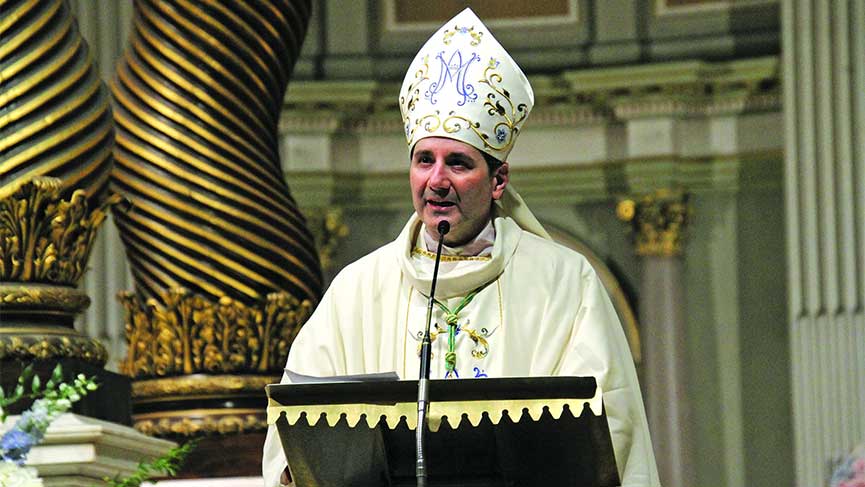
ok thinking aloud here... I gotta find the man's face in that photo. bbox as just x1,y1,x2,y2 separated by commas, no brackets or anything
410,137,508,246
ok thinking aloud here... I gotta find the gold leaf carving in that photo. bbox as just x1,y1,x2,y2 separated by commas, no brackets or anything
119,287,313,378
0,177,119,285
134,412,267,437
0,333,107,365
307,207,349,272
131,375,278,399
0,284,90,313
617,189,691,257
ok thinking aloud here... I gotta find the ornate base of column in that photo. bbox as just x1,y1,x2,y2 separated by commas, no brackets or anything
0,282,130,424
131,375,274,435
130,374,276,478
132,374,280,478
0,283,107,364
117,285,313,477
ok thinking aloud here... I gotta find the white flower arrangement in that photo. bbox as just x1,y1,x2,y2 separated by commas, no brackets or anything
0,364,194,487
0,364,95,486
0,459,43,487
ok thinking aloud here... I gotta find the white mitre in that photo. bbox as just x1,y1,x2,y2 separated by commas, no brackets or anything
399,8,533,162
399,8,551,240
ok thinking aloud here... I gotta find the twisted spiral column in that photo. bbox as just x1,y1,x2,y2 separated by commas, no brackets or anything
111,0,321,308
1,0,114,203
110,3,321,472
0,0,114,366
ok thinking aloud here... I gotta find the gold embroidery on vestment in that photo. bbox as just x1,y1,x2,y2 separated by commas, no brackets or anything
411,247,491,262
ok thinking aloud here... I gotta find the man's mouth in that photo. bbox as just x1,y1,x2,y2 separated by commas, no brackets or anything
427,199,456,210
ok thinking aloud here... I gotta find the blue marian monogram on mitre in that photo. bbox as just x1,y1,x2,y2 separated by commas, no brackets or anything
424,49,479,106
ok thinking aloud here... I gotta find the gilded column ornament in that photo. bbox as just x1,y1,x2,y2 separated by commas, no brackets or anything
307,207,350,272
617,189,690,257
118,288,312,378
1,0,115,366
110,1,319,452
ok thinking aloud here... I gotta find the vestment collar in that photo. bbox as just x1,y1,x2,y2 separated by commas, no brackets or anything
397,213,521,299
420,220,495,256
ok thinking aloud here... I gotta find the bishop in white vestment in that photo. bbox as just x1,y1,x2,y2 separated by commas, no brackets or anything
263,8,660,487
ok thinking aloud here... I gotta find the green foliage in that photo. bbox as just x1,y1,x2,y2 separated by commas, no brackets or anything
101,440,197,487
0,364,98,423
1,364,195,486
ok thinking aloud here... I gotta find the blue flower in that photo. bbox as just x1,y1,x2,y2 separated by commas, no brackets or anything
19,401,52,435
1,429,37,464
495,127,508,143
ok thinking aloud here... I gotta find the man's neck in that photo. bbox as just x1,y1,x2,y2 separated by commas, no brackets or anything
422,220,495,256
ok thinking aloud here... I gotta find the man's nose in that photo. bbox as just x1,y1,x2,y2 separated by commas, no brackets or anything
428,162,450,193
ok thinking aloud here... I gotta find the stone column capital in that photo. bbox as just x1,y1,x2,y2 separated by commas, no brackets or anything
617,189,691,257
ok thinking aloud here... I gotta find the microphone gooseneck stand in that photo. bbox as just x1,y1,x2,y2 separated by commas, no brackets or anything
416,220,450,487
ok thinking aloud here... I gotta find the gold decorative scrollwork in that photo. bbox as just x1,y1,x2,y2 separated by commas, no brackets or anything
119,287,313,379
306,207,350,272
617,189,691,257
0,284,90,314
474,59,530,152
134,411,267,437
131,375,278,399
0,177,119,285
0,333,107,365
443,24,483,46
403,59,530,155
400,55,430,118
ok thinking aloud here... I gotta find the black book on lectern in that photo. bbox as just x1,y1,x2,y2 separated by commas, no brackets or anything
266,376,620,487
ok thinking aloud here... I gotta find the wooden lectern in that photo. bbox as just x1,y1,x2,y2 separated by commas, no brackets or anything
266,377,620,487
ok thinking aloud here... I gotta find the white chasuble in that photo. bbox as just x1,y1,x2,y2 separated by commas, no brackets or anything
263,214,660,487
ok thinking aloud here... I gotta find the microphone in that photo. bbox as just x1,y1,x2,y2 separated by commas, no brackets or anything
436,219,450,237
416,220,449,487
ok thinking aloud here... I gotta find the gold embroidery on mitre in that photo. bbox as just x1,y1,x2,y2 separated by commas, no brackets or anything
443,24,483,46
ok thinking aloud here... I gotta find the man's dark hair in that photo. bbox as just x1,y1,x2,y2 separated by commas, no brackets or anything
481,151,503,174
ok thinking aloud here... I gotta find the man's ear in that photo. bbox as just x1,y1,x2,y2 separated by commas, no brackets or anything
491,162,509,200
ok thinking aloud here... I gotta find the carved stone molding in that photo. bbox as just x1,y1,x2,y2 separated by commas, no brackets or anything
617,189,691,257
280,57,781,134
0,177,113,367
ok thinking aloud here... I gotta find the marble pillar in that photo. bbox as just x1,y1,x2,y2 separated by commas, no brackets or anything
618,190,695,487
782,0,865,484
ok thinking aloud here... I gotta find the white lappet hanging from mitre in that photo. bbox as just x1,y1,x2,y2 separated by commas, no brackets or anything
399,8,534,162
